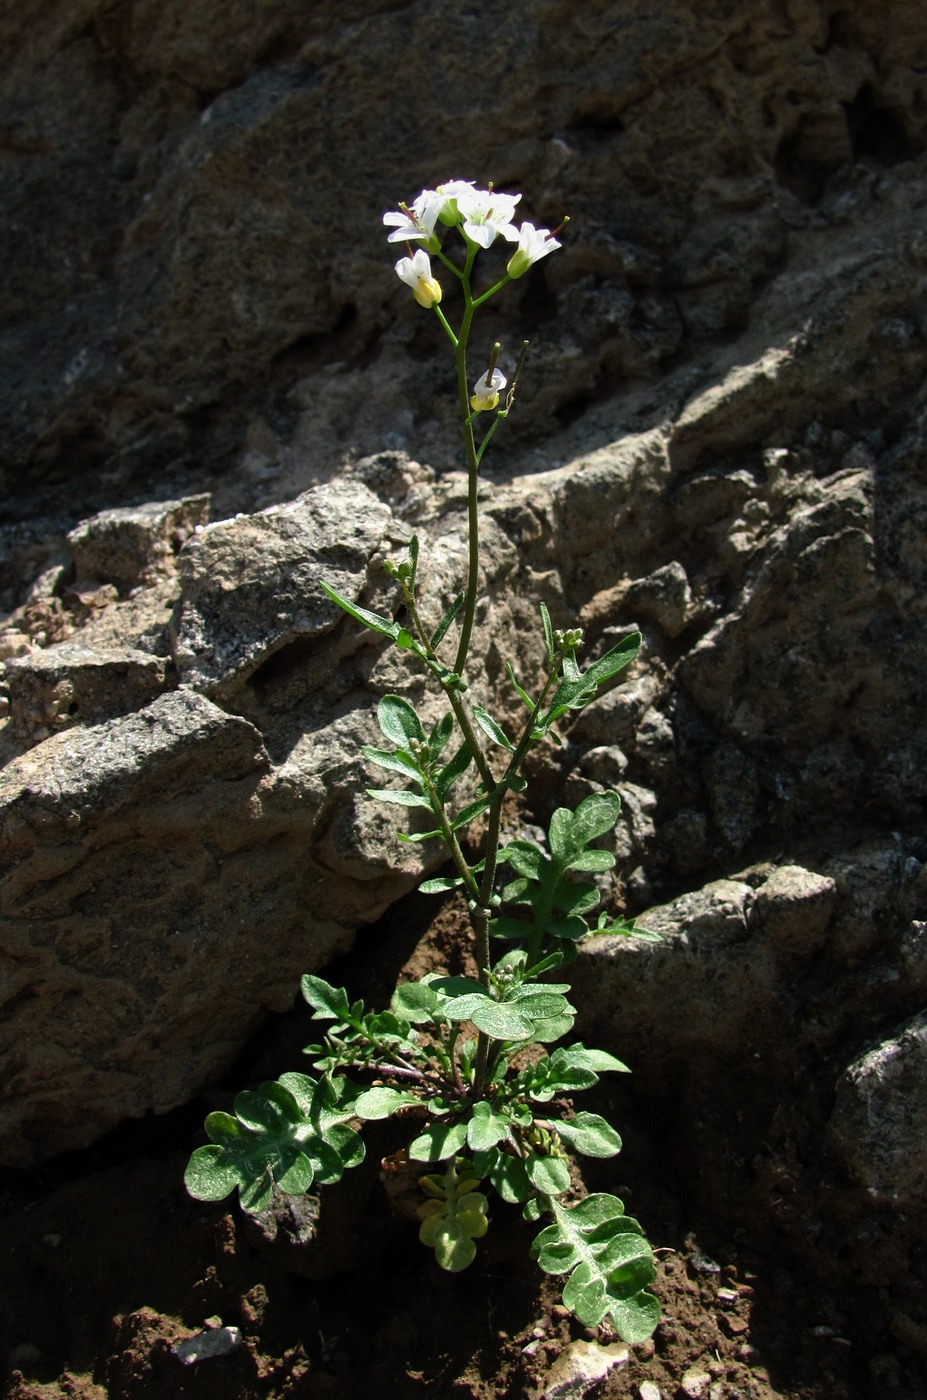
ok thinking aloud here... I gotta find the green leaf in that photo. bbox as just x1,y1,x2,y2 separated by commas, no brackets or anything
556,1111,622,1158
366,787,434,809
551,1044,631,1075
540,601,555,660
409,1121,470,1162
527,1152,572,1195
352,1087,420,1120
466,1101,513,1152
572,790,623,846
472,704,515,751
428,711,454,762
430,593,465,651
526,1013,576,1044
531,1193,658,1342
487,1151,532,1203
419,873,465,895
450,794,491,829
552,885,600,918
565,849,615,873
596,912,663,943
391,980,443,1022
490,914,533,941
547,913,590,942
580,632,641,691
319,580,402,641
429,975,485,998
362,746,422,781
500,841,545,880
506,661,536,711
184,1074,365,1215
300,975,352,1021
434,741,473,802
184,1144,244,1202
377,694,426,747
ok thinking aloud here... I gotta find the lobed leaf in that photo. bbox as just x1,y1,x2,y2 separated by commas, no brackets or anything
531,1193,658,1343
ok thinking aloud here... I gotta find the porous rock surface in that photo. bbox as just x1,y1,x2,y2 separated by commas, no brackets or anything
1,0,927,1320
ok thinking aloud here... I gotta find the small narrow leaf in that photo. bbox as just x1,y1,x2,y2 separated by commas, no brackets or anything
540,601,555,660
366,787,434,809
362,746,422,781
319,580,401,641
430,592,465,650
506,661,536,711
472,704,515,752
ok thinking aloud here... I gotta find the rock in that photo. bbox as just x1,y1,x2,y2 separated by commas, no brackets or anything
171,1325,242,1365
5,640,169,745
751,866,837,955
0,689,343,1165
678,1367,711,1398
623,562,693,640
541,1338,630,1399
171,481,392,698
828,1011,927,1200
67,495,210,590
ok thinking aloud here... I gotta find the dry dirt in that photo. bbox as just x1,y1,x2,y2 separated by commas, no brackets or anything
1,892,911,1400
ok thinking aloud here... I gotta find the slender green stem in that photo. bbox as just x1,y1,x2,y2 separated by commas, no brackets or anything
477,659,560,911
402,583,495,792
472,274,511,308
452,245,481,678
433,303,459,347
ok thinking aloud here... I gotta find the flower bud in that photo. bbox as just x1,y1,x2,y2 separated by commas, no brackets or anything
395,249,443,308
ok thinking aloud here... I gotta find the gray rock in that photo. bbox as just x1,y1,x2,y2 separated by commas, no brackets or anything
5,640,169,745
829,1011,927,1201
172,481,392,698
67,496,209,589
171,1326,242,1365
0,688,360,1166
751,865,837,956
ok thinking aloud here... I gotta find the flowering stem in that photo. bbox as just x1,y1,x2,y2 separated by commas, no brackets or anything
453,247,481,678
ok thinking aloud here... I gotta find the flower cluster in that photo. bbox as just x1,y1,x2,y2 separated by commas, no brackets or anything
384,179,562,311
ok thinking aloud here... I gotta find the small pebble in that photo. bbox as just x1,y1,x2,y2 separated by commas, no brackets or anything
679,1367,712,1398
171,1325,242,1366
637,1382,662,1400
689,1248,721,1275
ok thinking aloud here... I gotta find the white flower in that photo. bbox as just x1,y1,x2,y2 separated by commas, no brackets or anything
383,179,476,244
419,179,476,230
506,221,562,278
394,248,443,308
470,367,507,412
457,187,522,248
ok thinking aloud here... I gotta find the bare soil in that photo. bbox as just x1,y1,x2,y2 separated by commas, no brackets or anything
0,893,915,1400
